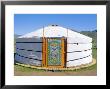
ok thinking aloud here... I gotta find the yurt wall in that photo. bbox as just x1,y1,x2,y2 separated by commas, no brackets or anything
66,37,92,67
15,25,93,68
15,38,42,66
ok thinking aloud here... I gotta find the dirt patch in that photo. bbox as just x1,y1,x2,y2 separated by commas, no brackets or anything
14,67,97,76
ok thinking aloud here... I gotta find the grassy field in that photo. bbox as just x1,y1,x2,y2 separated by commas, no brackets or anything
14,64,96,76
92,48,97,60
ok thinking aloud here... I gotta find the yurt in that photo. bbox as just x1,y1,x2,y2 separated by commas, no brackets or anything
15,25,92,68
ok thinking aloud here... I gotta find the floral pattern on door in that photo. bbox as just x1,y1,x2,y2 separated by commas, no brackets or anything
47,38,61,66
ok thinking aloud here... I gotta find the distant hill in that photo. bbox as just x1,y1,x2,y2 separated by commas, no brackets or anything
92,30,97,32
14,34,21,39
80,30,97,48
80,30,97,39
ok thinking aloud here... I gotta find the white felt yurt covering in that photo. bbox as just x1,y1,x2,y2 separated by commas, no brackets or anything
15,25,92,67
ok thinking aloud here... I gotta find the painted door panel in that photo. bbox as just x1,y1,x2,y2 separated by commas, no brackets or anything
47,38,61,66
42,37,65,68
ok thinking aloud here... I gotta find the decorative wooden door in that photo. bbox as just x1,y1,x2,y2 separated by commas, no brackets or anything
42,38,65,68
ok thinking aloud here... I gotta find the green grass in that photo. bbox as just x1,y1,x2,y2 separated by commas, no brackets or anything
64,63,97,72
14,64,45,72
92,48,97,59
14,63,96,72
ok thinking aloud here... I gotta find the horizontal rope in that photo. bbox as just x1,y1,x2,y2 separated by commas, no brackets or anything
67,55,91,62
16,42,91,44
67,49,91,53
16,42,43,43
16,48,92,53
16,48,42,53
15,53,42,61
16,52,91,62
67,42,92,44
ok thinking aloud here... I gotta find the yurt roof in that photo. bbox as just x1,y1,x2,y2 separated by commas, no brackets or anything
18,25,92,42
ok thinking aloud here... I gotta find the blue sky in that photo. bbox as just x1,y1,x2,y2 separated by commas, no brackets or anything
14,14,97,35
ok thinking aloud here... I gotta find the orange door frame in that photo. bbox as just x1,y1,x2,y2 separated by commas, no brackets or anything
42,37,65,68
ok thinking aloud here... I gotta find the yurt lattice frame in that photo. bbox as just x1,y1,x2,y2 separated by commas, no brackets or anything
15,25,92,68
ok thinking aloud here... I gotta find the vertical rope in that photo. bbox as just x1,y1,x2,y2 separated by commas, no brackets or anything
42,26,45,67
67,28,68,37
43,26,44,38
